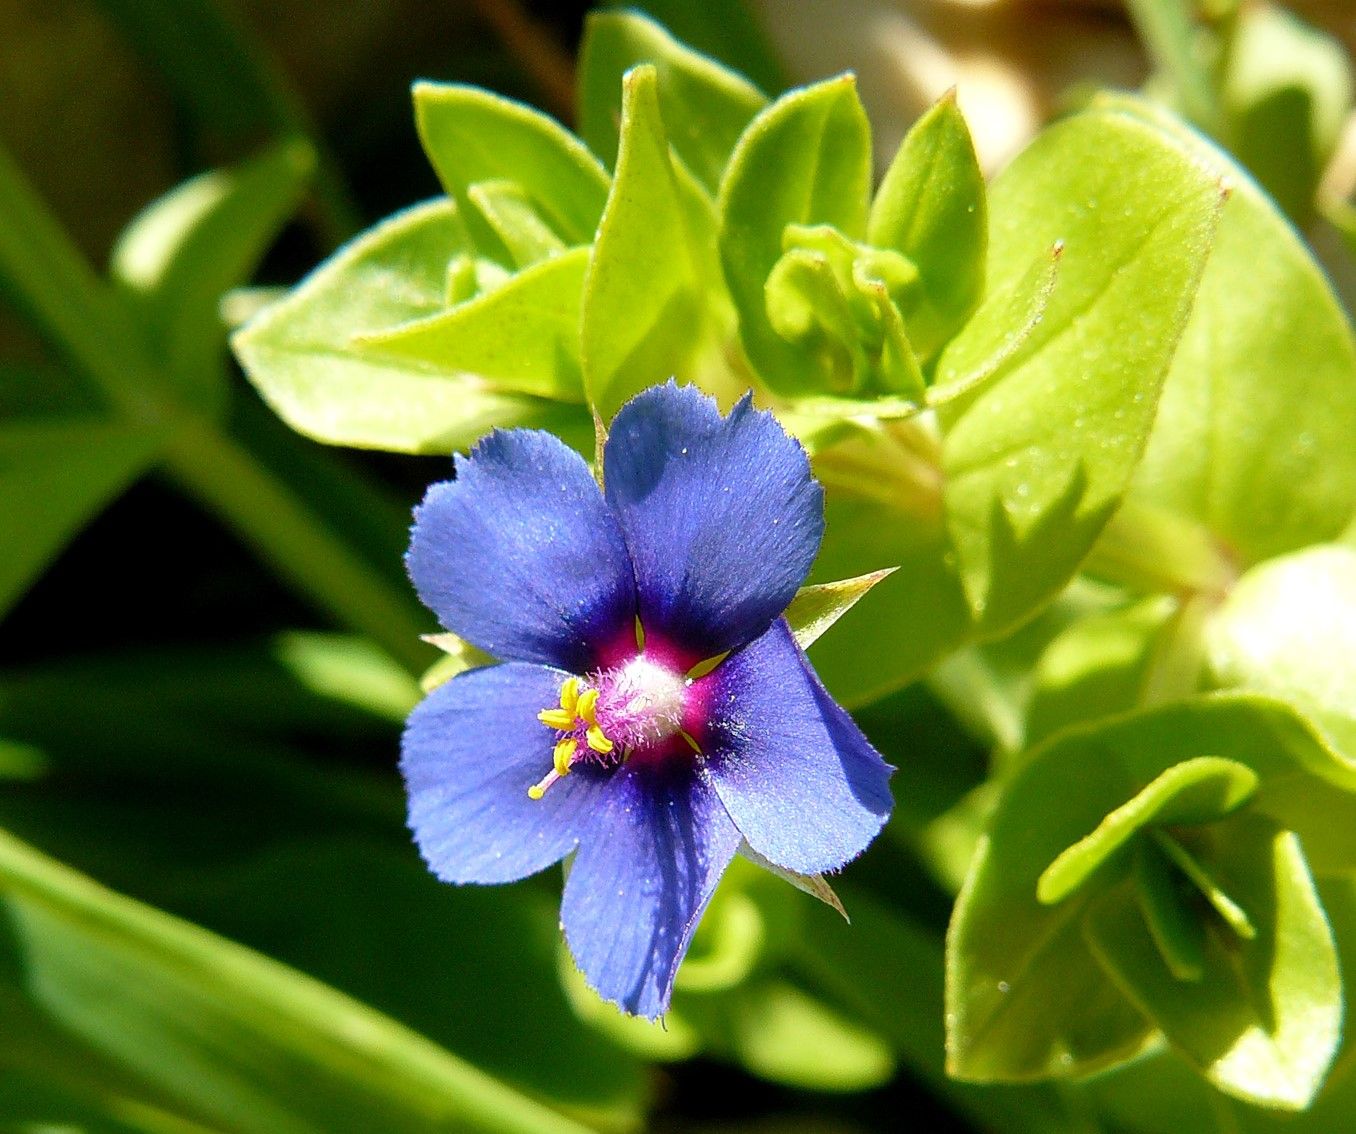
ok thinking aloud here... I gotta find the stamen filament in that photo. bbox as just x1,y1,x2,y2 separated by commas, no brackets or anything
527,768,561,800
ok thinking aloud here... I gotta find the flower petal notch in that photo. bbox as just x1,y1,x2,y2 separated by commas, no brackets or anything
401,382,894,1017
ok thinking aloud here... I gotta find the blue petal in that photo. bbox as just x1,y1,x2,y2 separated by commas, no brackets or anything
604,383,824,659
401,663,609,884
695,619,894,875
408,429,636,671
560,760,741,1018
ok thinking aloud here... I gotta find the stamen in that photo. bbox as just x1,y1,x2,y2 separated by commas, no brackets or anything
576,688,600,725
586,725,614,755
537,707,575,730
553,737,578,776
559,677,580,716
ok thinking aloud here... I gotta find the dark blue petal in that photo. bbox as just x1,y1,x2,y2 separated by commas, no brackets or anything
695,619,894,875
604,383,824,659
401,663,609,884
560,760,741,1018
408,429,636,671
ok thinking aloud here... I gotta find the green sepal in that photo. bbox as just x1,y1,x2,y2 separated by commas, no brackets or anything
783,568,897,652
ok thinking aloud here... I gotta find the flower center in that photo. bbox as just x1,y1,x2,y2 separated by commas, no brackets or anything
528,656,690,799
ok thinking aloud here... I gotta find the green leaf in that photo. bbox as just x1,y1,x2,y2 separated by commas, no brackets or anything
0,830,595,1134
808,104,1221,704
602,0,786,96
356,246,589,400
231,200,589,454
579,10,767,194
1223,2,1353,223
1085,814,1341,1110
1026,596,1178,746
784,568,896,651
0,414,163,619
463,180,568,269
1036,756,1259,905
1207,545,1356,756
868,91,986,360
1102,94,1356,565
719,74,873,395
946,694,1356,1082
581,66,717,418
110,140,314,412
927,241,1060,409
414,83,610,251
937,102,1222,631
726,980,894,1091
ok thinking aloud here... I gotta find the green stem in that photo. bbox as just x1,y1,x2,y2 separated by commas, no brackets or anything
0,138,428,676
162,419,432,676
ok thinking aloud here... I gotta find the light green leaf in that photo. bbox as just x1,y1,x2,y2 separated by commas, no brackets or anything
1036,756,1259,905
110,140,313,411
1223,1,1353,222
231,200,589,454
784,568,896,652
1026,596,1178,745
927,241,1060,408
938,102,1222,630
946,694,1356,1083
414,83,609,251
1207,544,1356,756
464,180,567,269
1085,815,1341,1110
809,104,1221,704
0,830,594,1134
582,66,715,418
868,91,986,360
727,980,894,1091
1103,94,1356,565
579,10,767,194
0,414,163,619
718,74,872,395
356,246,588,400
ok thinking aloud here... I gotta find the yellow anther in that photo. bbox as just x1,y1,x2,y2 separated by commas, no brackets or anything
553,738,578,776
576,688,600,725
559,676,580,715
586,724,614,755
537,708,575,730
527,783,547,800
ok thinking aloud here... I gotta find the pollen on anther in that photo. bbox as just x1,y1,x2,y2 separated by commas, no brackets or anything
586,725,614,754
576,688,600,725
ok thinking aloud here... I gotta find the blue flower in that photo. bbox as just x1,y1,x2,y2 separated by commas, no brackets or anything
401,382,894,1018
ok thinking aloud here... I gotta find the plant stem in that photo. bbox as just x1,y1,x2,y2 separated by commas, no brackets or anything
161,417,432,676
1083,498,1237,600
